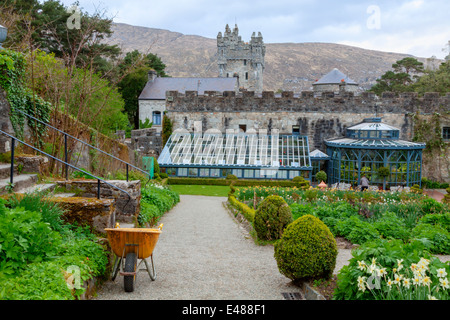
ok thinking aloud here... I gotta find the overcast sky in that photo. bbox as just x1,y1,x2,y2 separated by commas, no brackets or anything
59,0,450,59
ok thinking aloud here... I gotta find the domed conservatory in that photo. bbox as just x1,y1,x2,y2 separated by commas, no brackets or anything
325,118,426,189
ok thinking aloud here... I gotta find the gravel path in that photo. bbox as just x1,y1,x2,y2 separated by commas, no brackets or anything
95,195,309,300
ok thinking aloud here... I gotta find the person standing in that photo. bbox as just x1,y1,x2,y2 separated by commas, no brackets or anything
360,175,369,191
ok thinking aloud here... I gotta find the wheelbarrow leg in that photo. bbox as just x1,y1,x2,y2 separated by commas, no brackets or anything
111,255,122,281
143,254,157,281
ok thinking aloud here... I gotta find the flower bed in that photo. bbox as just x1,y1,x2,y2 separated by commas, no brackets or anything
234,186,450,254
231,186,450,299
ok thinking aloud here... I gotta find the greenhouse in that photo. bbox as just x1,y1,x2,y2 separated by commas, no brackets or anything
325,118,426,188
158,131,313,180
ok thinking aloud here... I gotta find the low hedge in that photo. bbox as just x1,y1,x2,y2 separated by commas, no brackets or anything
228,195,255,223
168,177,302,187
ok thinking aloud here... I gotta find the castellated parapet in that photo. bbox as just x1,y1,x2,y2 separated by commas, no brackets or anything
165,90,449,115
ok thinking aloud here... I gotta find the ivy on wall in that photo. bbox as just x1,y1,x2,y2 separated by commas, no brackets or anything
410,111,448,155
0,49,51,149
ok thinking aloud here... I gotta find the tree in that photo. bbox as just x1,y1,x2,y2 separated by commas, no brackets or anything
370,57,424,95
413,60,450,96
117,50,168,128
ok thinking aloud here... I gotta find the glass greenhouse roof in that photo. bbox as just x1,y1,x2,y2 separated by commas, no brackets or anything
158,132,312,169
325,137,426,150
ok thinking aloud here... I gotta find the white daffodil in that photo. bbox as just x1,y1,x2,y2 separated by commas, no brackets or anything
403,278,411,289
386,278,393,288
357,276,366,285
396,259,404,271
436,268,448,278
357,261,366,271
393,273,403,285
377,268,387,277
439,278,449,289
428,295,438,300
413,275,422,286
421,276,431,287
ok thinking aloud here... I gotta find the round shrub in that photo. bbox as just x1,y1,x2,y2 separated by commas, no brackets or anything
226,174,238,180
254,195,293,241
315,170,327,183
274,214,337,281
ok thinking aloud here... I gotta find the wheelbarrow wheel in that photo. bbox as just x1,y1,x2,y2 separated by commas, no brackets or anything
124,252,137,292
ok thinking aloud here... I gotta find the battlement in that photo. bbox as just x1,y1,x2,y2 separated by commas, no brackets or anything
165,90,450,115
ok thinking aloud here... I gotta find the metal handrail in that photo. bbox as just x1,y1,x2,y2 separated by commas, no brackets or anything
16,109,150,181
0,129,131,201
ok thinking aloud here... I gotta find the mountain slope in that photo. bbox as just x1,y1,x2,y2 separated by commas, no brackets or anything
105,23,431,92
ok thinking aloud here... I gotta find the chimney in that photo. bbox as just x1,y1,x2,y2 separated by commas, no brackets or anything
148,70,157,82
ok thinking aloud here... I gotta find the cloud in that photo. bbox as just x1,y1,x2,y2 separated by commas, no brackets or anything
59,0,450,58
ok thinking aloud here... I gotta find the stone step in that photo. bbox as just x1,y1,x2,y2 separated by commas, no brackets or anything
51,193,77,198
0,163,17,180
18,183,57,195
0,174,38,195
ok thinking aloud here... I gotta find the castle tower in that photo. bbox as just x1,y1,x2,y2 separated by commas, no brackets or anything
217,24,265,93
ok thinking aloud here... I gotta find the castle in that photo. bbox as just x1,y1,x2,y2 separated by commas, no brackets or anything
136,24,450,183
217,24,265,93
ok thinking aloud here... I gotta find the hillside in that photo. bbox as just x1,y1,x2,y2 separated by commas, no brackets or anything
105,22,432,92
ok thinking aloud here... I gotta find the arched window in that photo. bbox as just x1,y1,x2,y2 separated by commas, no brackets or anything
152,111,161,125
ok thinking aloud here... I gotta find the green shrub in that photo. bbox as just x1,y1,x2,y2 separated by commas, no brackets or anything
373,212,410,242
274,214,337,281
292,176,310,189
335,216,380,245
418,212,450,232
7,192,67,232
159,172,169,179
0,203,63,272
412,223,450,254
419,198,446,215
254,195,293,241
315,170,327,183
138,185,180,227
226,174,238,180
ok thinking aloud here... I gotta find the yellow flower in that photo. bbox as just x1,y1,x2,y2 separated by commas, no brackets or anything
413,275,422,286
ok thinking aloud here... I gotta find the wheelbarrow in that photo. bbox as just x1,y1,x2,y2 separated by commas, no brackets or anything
105,224,163,292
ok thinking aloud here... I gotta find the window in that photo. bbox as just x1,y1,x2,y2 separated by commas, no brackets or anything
239,124,247,133
188,168,198,177
152,111,161,125
245,72,248,80
443,127,450,140
243,59,247,66
199,168,209,177
292,126,300,135
178,168,188,177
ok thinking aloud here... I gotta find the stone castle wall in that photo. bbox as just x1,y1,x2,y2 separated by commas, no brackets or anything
165,90,450,181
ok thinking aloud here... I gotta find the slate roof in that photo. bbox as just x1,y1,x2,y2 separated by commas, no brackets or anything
139,77,238,100
313,68,358,85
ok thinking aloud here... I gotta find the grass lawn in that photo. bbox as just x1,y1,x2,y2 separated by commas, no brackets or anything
168,185,231,197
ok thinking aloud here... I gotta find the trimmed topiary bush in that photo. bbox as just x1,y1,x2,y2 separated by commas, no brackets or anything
274,214,338,281
292,176,310,190
254,195,293,241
